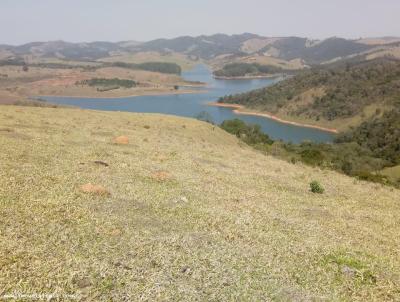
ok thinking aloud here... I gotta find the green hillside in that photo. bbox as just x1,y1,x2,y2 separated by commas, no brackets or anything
337,108,400,165
213,62,285,77
219,58,400,130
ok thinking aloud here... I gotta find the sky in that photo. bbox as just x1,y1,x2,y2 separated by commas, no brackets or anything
0,0,399,45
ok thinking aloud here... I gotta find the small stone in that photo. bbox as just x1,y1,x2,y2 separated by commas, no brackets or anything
180,266,190,273
113,136,129,145
341,266,357,278
94,161,109,167
151,171,172,182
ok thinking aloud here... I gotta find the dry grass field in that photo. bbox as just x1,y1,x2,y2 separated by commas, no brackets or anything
366,47,400,60
240,38,280,54
99,51,197,71
0,65,200,102
0,106,399,301
357,38,400,45
240,56,306,70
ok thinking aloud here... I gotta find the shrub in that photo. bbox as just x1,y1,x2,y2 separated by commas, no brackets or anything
300,149,325,166
220,119,273,145
355,171,388,184
78,78,136,88
310,181,325,194
195,111,215,124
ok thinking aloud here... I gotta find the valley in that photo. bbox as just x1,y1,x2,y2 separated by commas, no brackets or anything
1,29,400,301
2,33,400,105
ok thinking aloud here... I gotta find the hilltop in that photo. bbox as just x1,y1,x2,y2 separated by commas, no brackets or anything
0,106,399,300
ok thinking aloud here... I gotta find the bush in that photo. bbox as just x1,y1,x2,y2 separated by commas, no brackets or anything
78,78,136,88
195,111,214,124
220,119,273,145
300,149,325,166
310,181,325,194
354,171,388,184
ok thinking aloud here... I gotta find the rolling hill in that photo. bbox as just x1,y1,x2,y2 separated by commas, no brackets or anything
219,57,400,131
0,105,399,300
217,57,400,183
0,40,141,61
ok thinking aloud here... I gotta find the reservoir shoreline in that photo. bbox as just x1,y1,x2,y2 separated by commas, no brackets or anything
43,64,335,143
208,102,339,134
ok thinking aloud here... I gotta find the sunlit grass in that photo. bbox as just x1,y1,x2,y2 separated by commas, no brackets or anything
0,105,399,301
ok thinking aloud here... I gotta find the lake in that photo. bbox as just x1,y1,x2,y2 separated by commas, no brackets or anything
42,64,334,143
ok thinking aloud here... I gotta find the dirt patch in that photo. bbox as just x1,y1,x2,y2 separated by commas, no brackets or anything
113,136,129,145
151,171,173,182
80,183,110,196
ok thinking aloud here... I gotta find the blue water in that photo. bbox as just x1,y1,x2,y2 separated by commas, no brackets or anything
43,64,334,143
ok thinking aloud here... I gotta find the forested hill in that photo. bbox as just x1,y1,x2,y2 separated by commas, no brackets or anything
219,58,400,124
336,108,400,165
213,63,286,77
218,58,400,176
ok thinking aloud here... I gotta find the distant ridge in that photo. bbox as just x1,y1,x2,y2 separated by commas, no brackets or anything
0,33,399,63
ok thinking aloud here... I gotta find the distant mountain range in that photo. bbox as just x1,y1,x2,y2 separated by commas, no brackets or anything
0,40,138,60
1,33,400,64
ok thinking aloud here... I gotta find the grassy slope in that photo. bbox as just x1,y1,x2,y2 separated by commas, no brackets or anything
99,51,196,71
0,106,399,301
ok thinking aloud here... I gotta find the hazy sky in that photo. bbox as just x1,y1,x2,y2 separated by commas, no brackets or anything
1,0,399,45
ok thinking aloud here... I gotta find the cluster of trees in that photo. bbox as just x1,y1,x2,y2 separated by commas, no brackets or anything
219,58,400,121
109,62,181,74
218,118,399,187
0,58,26,66
214,63,284,78
220,119,274,145
77,78,137,90
336,108,400,165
